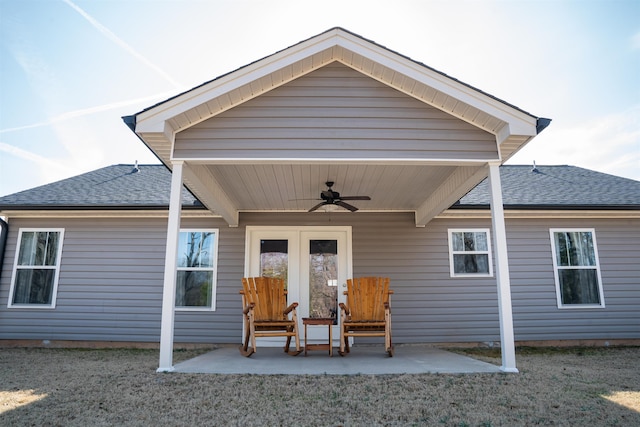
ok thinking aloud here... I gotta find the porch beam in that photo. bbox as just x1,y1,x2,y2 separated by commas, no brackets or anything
183,165,239,227
488,161,518,373
157,160,184,372
415,165,487,227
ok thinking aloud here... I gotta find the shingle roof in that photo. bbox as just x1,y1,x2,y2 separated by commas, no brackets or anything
0,164,200,210
455,165,640,209
0,164,638,211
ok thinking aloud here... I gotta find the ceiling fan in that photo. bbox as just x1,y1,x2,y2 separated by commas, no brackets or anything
307,181,371,212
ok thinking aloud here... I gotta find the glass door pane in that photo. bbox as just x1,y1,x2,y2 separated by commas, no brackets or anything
308,239,338,324
260,239,288,282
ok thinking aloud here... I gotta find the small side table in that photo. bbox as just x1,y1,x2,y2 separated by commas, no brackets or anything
302,317,333,356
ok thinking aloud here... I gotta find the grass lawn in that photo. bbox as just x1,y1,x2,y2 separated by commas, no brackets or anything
1,346,638,426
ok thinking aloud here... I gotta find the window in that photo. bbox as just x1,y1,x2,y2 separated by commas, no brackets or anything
176,229,218,310
550,229,604,308
8,229,64,308
448,229,493,277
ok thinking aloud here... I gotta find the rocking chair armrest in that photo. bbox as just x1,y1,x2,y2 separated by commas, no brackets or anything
283,302,299,315
243,302,255,315
339,302,350,316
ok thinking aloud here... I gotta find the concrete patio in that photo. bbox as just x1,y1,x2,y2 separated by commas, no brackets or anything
173,344,502,375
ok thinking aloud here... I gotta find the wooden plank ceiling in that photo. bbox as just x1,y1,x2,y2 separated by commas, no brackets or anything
206,163,458,212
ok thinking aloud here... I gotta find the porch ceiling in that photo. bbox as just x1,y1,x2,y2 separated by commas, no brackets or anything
206,163,458,211
181,161,488,228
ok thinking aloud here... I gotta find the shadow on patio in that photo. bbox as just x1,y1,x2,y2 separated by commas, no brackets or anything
173,344,502,375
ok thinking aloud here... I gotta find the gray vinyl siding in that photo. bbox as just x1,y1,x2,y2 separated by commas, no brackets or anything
240,213,640,344
508,218,640,341
174,63,497,161
0,217,244,344
352,215,501,343
0,213,638,345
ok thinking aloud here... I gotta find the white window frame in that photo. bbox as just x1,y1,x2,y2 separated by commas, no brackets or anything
8,228,65,309
447,229,494,278
549,228,605,309
175,228,219,311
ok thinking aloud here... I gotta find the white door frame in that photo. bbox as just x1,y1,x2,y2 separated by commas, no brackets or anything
244,226,353,346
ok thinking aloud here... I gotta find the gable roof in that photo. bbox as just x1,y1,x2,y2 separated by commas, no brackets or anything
128,27,549,165
0,164,200,210
130,27,547,130
1,164,637,212
124,27,551,227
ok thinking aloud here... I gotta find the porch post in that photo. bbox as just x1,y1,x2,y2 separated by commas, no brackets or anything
157,161,184,372
487,162,518,373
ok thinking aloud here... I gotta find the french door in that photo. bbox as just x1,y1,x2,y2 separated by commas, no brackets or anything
245,226,352,345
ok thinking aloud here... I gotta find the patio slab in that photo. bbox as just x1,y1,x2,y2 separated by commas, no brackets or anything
172,344,502,375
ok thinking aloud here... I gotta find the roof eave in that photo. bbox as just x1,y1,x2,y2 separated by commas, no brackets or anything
536,117,552,134
0,204,205,212
451,204,640,211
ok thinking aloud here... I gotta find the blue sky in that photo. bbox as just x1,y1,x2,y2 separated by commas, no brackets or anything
1,0,638,197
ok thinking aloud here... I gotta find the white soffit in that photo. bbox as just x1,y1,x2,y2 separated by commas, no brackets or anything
134,28,539,164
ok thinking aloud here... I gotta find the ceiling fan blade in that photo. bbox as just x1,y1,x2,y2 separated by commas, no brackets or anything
336,201,358,212
308,202,326,212
339,196,371,201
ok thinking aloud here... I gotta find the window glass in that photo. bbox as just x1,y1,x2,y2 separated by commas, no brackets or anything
558,269,600,305
17,231,60,266
10,229,64,308
177,231,215,268
550,229,604,308
260,239,288,281
176,230,218,309
473,232,488,251
176,271,214,307
448,229,493,277
554,231,596,267
453,253,489,274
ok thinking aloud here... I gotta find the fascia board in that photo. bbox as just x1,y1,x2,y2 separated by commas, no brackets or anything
0,209,216,219
438,209,640,219
3,209,637,221
173,157,496,166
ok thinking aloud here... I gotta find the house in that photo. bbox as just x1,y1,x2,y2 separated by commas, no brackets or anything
1,28,638,373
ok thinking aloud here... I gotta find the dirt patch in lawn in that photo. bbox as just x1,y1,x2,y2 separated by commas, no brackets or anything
1,346,638,426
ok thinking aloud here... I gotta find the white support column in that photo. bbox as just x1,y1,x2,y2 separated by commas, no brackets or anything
487,162,518,373
157,161,184,372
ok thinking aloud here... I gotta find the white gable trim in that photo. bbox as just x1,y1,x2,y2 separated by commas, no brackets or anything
134,28,539,166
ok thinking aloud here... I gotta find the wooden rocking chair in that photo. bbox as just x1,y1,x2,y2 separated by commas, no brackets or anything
339,277,394,357
239,277,302,357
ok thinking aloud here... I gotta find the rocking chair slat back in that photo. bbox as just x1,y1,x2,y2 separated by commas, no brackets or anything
241,276,288,321
345,277,391,322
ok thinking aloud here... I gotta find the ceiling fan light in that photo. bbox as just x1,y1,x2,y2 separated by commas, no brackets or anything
321,204,340,212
